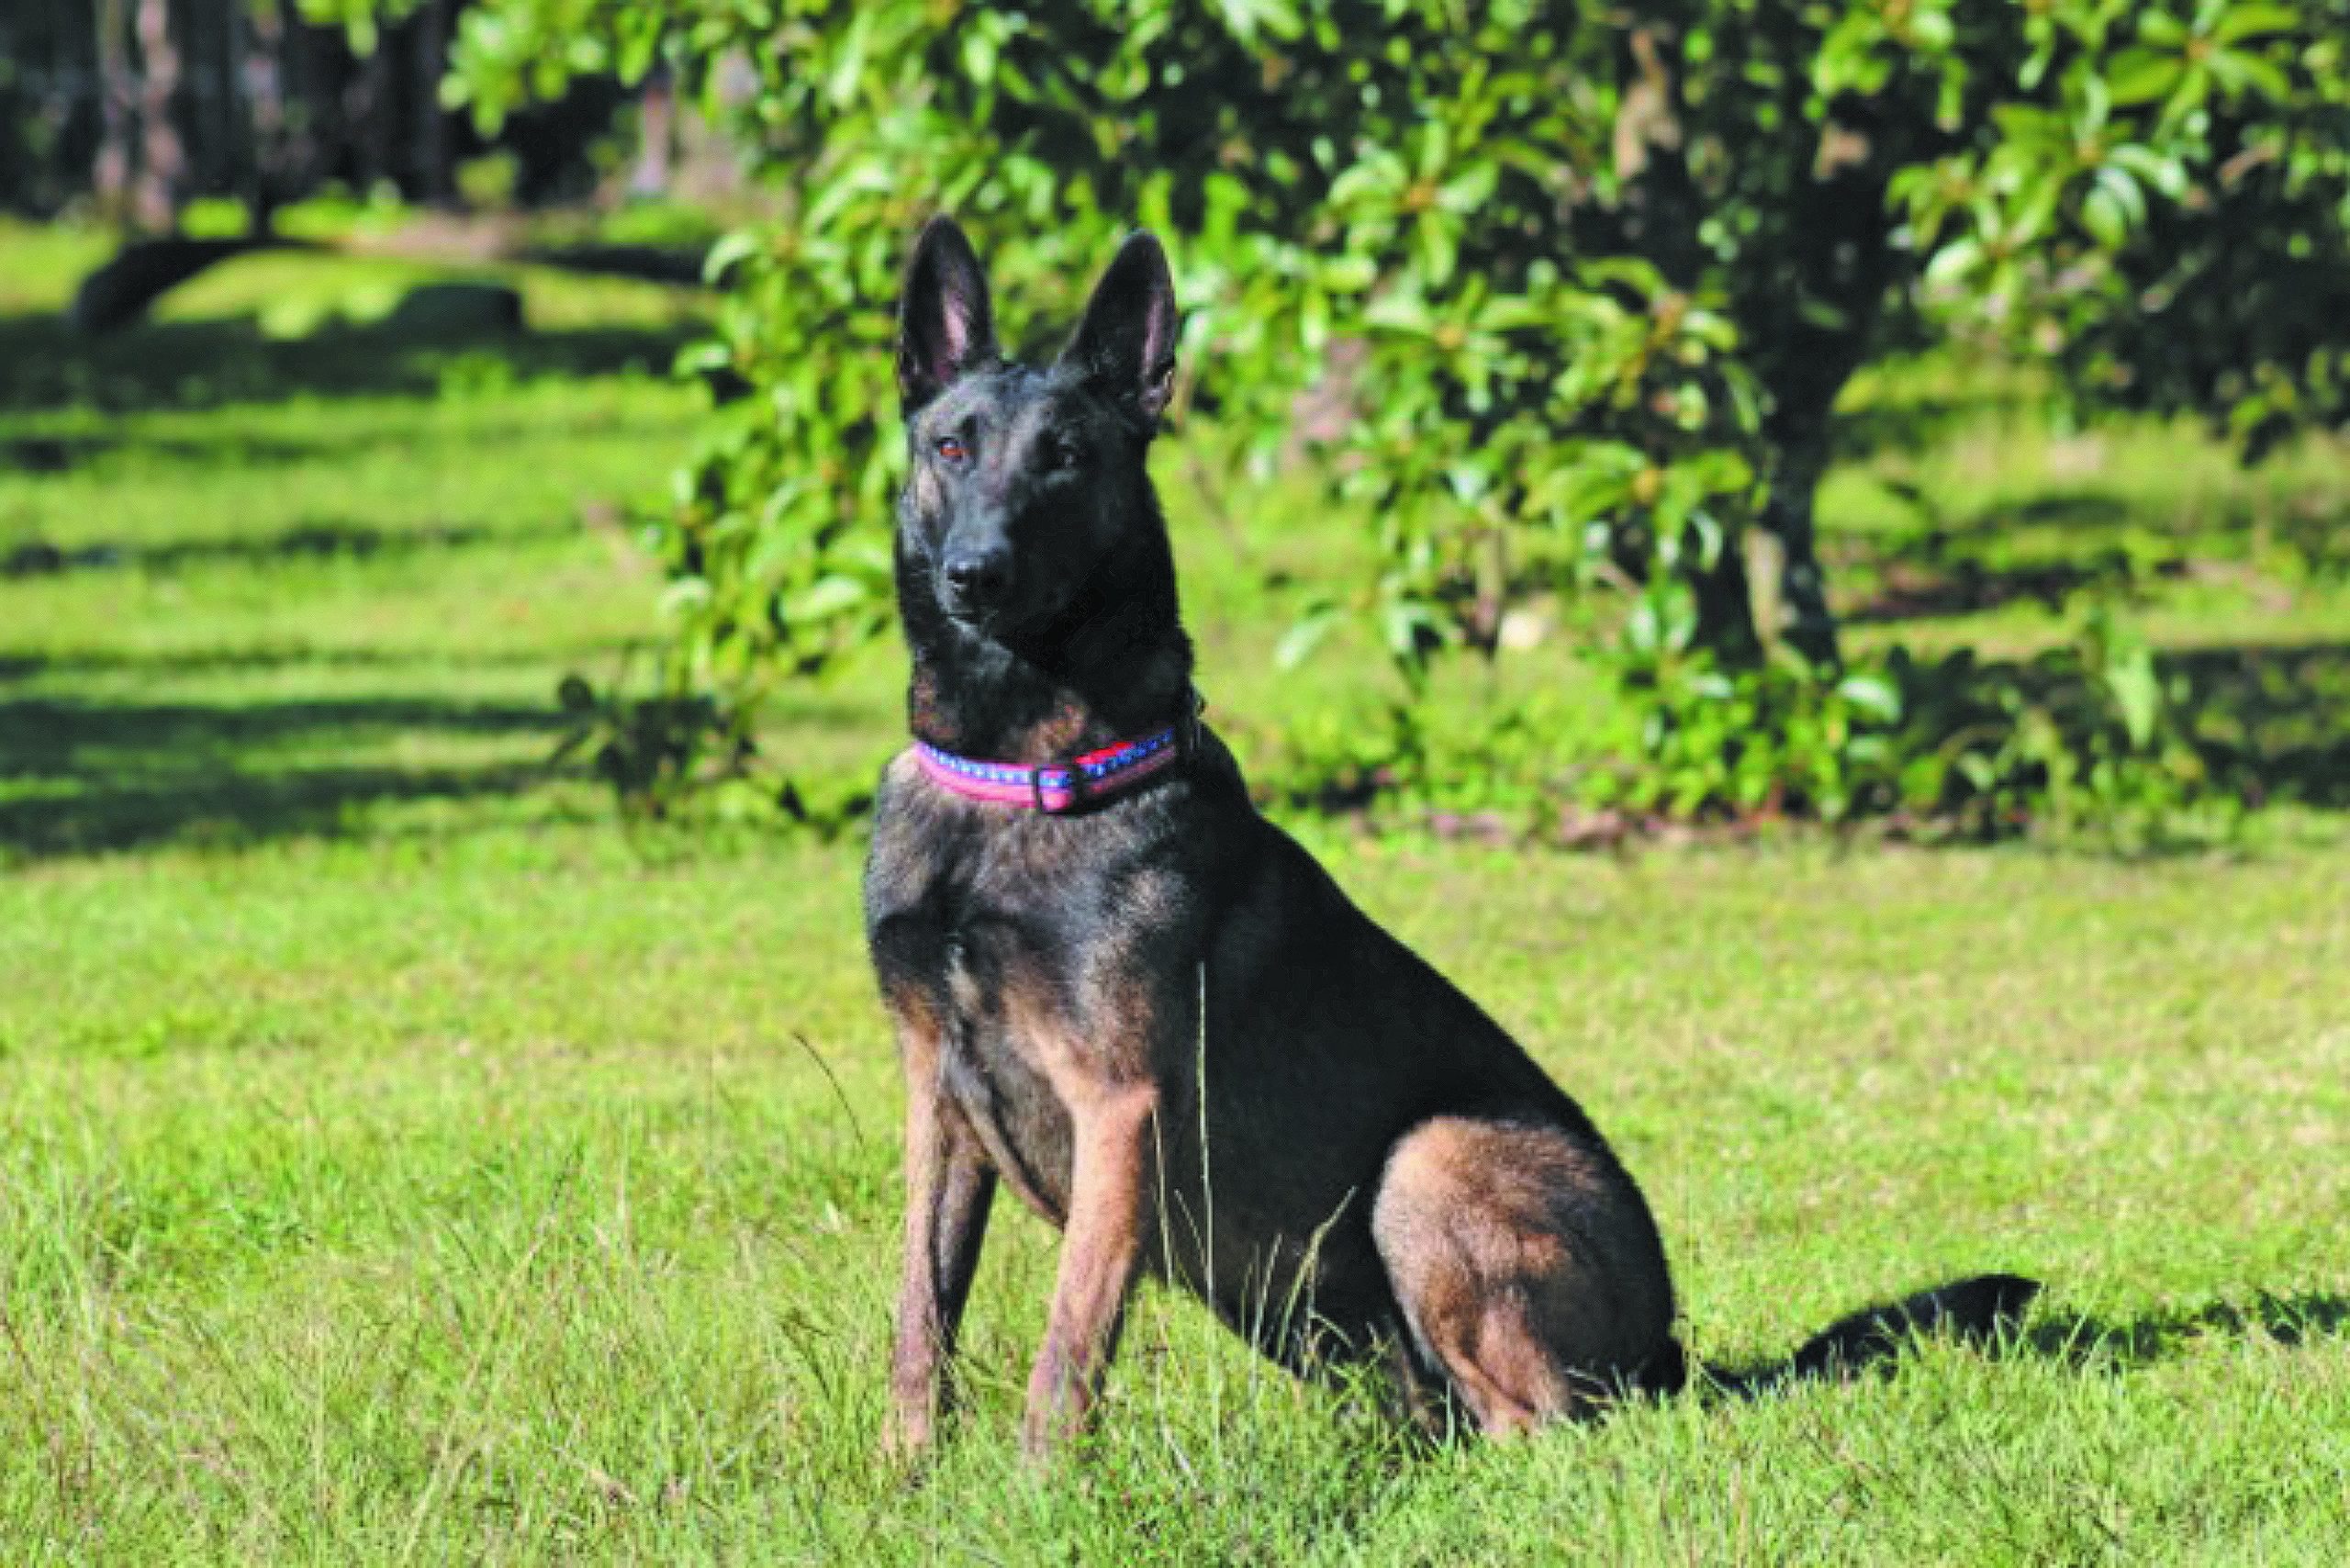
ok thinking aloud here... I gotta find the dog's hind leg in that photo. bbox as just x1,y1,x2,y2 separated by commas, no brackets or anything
1371,1115,1678,1436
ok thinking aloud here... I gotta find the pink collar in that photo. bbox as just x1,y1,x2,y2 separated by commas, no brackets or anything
913,699,1200,814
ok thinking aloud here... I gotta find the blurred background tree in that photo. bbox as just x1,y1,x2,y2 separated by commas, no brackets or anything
0,0,633,228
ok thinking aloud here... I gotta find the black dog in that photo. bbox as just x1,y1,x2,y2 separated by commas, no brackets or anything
864,216,2034,1460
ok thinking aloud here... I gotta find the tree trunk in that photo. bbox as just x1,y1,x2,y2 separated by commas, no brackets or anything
1690,530,1762,666
131,0,184,231
344,28,394,194
93,0,135,220
631,69,677,197
413,0,453,203
187,0,230,199
1734,103,1940,672
1755,435,1838,667
241,0,288,232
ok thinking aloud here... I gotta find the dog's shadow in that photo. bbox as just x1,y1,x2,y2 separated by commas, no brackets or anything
1702,1276,2350,1400
2020,1290,2350,1371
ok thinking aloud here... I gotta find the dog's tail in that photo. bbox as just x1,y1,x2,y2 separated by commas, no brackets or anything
1651,1272,2042,1402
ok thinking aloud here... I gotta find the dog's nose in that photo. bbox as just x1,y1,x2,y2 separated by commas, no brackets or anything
942,546,1012,606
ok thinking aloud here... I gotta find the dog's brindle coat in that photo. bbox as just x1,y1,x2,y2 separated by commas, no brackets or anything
866,218,2024,1461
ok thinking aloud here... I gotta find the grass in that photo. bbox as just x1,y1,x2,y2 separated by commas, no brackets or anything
3,218,2348,1561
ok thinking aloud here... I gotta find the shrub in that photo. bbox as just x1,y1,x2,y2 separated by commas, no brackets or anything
446,1,2345,839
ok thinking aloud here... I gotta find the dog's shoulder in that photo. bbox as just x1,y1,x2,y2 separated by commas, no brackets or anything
864,748,960,924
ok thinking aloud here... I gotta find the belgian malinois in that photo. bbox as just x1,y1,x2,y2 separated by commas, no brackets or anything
865,216,2035,1460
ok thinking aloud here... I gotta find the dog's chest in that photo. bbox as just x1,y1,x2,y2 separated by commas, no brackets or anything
934,916,1084,1222
867,815,1110,1223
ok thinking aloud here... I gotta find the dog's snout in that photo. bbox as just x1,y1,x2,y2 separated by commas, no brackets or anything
941,543,1013,610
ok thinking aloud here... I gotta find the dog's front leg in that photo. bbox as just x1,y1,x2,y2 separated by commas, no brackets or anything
883,1014,998,1465
1023,1082,1158,1458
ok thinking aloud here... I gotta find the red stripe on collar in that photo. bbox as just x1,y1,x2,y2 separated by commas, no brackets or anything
912,695,1203,813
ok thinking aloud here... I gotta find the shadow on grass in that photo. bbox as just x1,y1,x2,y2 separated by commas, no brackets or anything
0,308,697,416
1840,483,2349,627
1704,1281,2348,1405
520,242,711,286
2024,1292,2350,1371
0,693,572,859
4,431,327,472
1707,1272,2042,1400
3,420,683,476
3,517,581,579
0,643,620,682
1830,391,2038,463
0,762,562,862
1846,554,2161,625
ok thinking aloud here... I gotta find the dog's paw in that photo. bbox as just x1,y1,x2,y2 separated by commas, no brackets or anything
877,1414,940,1482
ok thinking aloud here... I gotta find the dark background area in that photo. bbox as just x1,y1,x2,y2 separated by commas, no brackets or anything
1,0,632,222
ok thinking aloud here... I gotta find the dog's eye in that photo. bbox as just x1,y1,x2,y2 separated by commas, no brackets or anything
1041,436,1080,472
934,434,968,465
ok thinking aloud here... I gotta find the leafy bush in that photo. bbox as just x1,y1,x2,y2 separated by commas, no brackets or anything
1264,602,2238,850
442,0,2347,839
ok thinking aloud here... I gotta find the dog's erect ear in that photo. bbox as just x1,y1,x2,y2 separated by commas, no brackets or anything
1062,231,1181,431
897,216,998,413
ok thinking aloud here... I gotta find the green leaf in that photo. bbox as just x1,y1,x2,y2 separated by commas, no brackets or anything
2209,49,2292,103
1275,604,1342,670
2211,4,2301,45
1836,673,1903,724
2107,48,2184,107
787,576,872,623
2080,177,2131,249
702,230,761,286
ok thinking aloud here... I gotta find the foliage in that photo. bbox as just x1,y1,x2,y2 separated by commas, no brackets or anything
449,0,1778,813
1267,600,2244,850
1864,0,2350,457
1601,599,2234,844
435,0,2348,836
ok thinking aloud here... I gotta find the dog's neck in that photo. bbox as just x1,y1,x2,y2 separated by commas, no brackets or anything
901,543,1194,765
897,540,1193,766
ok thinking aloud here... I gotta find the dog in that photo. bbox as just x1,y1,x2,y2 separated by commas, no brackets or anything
863,216,2036,1460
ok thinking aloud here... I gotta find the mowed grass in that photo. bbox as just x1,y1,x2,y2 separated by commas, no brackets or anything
4,220,2349,1561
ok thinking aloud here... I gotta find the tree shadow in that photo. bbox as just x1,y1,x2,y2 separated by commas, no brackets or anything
1846,554,2160,625
0,308,698,417
5,431,346,473
0,693,573,860
520,242,712,287
1830,391,2038,463
1838,480,2349,628
1841,491,2158,625
3,517,579,579
3,418,681,476
0,762,564,862
0,643,620,683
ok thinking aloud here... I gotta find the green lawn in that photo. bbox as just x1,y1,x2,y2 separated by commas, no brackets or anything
3,222,2347,1562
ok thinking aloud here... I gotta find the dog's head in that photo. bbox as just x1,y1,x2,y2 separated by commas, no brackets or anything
892,216,1181,647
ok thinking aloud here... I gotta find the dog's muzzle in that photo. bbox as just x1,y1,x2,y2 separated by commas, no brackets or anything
938,541,1013,623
